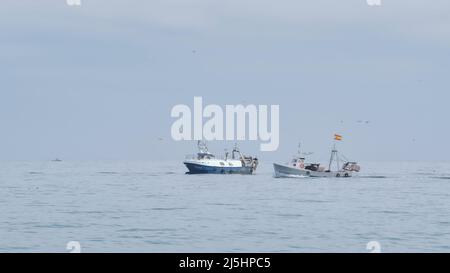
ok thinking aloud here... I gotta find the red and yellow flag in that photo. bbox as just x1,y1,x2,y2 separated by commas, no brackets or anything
334,134,343,141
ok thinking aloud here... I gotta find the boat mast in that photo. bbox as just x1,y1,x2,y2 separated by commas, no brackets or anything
232,142,244,160
198,140,209,154
336,147,340,171
328,143,339,171
328,144,333,171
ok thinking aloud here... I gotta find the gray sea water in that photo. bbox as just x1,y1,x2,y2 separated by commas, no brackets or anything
1,160,450,253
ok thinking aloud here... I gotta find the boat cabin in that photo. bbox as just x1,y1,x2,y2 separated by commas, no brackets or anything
342,162,361,172
197,152,215,160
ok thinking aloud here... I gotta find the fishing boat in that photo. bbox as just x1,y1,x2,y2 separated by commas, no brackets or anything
184,141,259,174
273,143,317,178
273,140,360,178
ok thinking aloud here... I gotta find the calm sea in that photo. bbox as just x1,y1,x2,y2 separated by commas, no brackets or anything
1,161,450,252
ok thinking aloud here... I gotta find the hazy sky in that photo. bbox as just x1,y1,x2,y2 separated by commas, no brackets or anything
1,0,449,162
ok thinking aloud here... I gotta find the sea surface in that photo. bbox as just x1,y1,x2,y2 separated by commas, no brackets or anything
1,161,450,253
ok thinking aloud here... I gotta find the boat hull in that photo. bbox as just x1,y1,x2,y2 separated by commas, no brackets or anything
184,162,254,175
273,163,353,178
273,163,310,177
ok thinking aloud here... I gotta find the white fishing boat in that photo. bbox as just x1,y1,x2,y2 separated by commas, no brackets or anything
274,138,360,178
184,141,259,175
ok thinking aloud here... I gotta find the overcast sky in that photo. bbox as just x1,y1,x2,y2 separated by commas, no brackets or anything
1,0,449,162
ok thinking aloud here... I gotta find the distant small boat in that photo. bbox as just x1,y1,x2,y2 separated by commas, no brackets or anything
184,141,258,175
52,158,63,162
274,142,360,178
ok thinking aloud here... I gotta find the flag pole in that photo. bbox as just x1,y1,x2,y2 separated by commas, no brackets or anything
328,140,335,171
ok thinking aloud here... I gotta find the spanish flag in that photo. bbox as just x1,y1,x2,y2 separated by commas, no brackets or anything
334,134,343,141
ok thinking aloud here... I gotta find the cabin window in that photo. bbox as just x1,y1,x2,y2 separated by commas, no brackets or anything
220,162,225,166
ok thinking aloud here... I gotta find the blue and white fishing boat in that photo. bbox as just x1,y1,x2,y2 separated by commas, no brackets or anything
184,141,259,175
